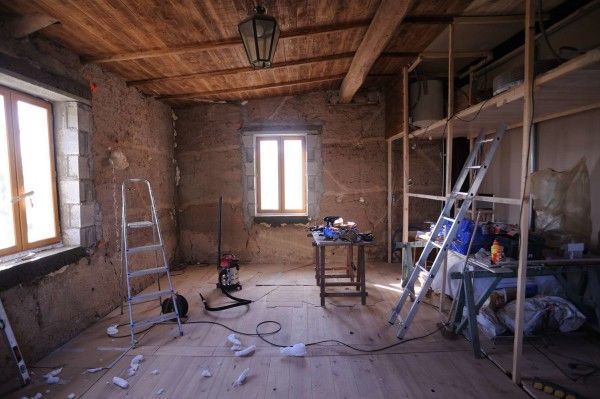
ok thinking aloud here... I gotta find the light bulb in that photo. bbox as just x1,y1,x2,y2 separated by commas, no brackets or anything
255,24,265,38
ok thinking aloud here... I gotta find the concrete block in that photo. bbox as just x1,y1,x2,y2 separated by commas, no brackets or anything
307,148,315,162
308,175,315,190
77,104,92,133
59,180,80,204
246,176,254,190
69,204,81,227
80,180,95,202
79,203,96,227
56,128,79,155
247,203,255,217
80,226,96,248
66,102,79,130
56,156,69,178
307,163,317,176
242,135,253,148
78,156,92,179
79,132,91,155
62,227,80,246
244,162,254,176
245,147,253,162
67,155,80,178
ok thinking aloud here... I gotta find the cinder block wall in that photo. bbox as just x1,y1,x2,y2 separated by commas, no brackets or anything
0,33,177,381
174,90,388,264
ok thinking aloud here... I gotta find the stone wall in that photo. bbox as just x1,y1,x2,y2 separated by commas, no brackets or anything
175,90,387,264
0,33,176,381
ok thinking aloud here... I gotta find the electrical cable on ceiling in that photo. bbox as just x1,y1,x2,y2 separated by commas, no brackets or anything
537,0,565,62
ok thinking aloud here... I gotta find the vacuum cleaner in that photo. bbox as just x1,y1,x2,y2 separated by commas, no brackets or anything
199,196,251,311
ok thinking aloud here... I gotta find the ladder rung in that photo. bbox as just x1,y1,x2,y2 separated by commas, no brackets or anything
478,138,495,143
132,312,177,329
127,221,154,229
416,264,428,273
128,266,168,278
129,289,173,304
454,192,470,197
127,244,163,254
466,165,481,169
431,241,444,250
442,216,455,223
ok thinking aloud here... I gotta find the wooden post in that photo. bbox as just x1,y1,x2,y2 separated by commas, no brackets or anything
387,139,393,263
468,70,474,106
512,0,535,384
402,66,410,243
446,23,455,196
441,23,455,314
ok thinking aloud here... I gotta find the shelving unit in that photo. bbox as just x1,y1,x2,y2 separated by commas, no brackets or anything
386,0,600,385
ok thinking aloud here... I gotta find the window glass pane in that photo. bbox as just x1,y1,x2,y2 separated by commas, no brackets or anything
17,100,56,243
259,139,279,210
284,139,303,210
0,96,16,250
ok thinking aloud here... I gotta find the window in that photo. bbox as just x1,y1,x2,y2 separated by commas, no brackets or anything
255,134,307,215
0,86,60,256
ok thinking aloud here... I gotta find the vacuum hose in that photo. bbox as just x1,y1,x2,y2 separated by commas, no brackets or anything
199,269,252,311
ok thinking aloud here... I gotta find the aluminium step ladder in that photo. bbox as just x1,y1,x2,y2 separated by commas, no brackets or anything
0,298,30,386
388,125,506,339
121,179,183,345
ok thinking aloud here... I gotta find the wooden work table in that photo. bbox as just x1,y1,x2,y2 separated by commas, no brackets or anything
310,231,375,306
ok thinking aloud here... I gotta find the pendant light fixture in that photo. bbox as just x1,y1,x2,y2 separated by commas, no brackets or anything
238,5,280,68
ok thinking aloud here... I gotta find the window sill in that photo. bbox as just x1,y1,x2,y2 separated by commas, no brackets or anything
254,216,310,226
0,246,86,291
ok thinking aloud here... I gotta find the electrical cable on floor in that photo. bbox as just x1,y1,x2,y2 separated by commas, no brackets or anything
529,340,600,381
105,317,444,353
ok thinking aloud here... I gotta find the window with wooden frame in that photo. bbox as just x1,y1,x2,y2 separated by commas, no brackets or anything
0,86,60,256
255,134,307,216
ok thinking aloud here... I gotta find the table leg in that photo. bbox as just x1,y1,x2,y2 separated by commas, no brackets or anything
463,270,481,358
587,269,600,325
314,244,320,286
359,246,367,305
456,276,501,333
320,246,326,307
347,244,355,282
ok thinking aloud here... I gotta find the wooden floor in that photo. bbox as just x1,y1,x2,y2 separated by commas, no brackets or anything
3,261,586,399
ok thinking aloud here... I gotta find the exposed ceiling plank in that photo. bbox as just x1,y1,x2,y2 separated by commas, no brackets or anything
6,13,59,38
127,52,356,87
403,14,535,25
84,20,370,64
338,0,414,103
382,51,491,59
157,74,347,101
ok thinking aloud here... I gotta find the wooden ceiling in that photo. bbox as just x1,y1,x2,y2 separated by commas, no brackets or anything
0,0,519,106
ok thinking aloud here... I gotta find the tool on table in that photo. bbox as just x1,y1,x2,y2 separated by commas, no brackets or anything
0,298,30,386
388,125,506,339
199,195,251,311
121,179,184,346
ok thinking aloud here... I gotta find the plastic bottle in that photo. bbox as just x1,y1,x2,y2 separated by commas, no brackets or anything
491,239,501,264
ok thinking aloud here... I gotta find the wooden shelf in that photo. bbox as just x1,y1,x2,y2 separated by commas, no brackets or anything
390,48,600,141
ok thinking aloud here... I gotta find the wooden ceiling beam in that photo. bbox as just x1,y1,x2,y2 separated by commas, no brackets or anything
127,52,355,87
84,20,370,64
156,74,347,101
338,0,414,103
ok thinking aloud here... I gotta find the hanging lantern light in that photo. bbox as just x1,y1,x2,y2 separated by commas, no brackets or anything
238,5,280,68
